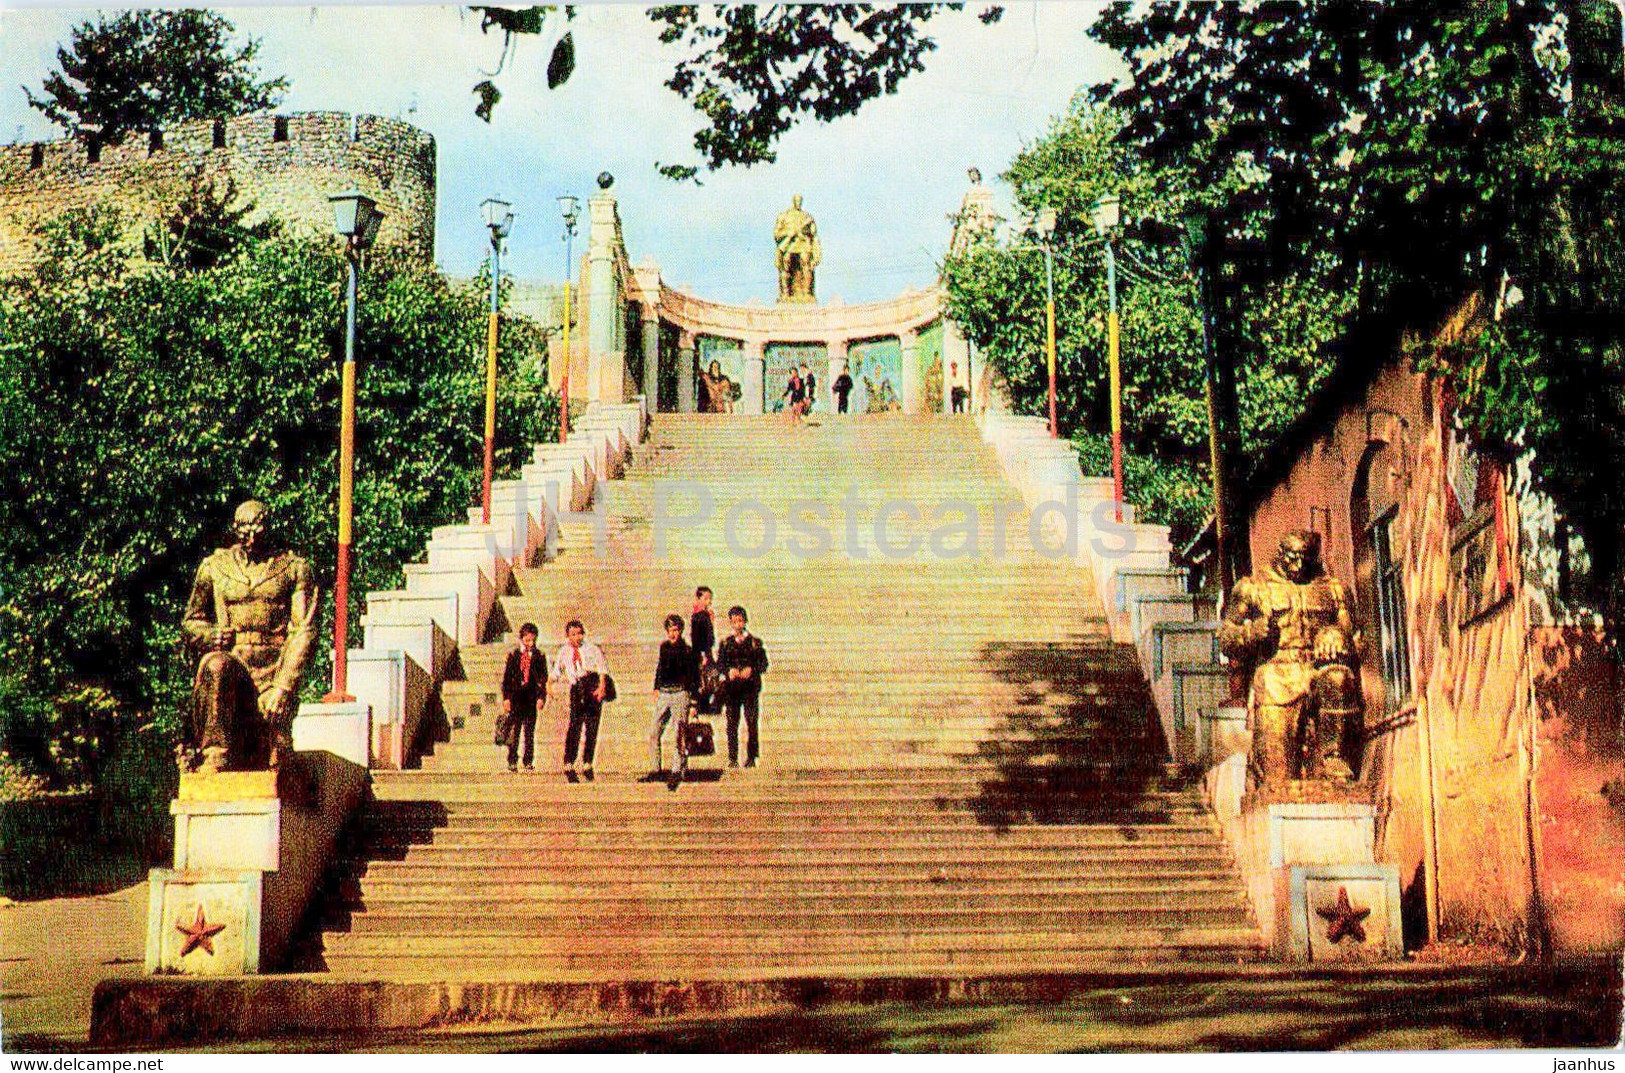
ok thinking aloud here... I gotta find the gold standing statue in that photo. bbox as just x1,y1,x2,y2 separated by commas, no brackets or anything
1217,531,1364,792
181,500,320,773
774,194,821,303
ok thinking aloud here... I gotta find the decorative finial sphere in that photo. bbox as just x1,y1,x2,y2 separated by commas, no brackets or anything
597,171,614,190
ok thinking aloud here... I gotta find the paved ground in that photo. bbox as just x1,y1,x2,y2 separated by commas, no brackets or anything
3,883,1619,1053
236,968,1625,1052
15,963,1625,1052
0,883,148,1048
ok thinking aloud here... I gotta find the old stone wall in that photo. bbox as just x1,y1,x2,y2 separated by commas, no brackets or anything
0,111,435,274
1244,302,1623,956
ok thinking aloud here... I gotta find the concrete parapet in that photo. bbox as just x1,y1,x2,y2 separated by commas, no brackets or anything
145,743,368,975
404,563,492,647
346,648,433,769
425,534,511,599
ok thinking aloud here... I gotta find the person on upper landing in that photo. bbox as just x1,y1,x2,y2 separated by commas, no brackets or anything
833,364,854,414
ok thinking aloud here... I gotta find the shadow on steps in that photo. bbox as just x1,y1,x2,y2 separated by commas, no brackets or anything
963,640,1177,830
285,797,451,971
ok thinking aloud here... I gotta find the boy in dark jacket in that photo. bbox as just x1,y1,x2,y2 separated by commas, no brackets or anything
649,614,697,782
716,605,769,767
501,622,546,771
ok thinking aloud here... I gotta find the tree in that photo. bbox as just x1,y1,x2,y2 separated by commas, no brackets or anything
1088,0,1625,631
0,204,557,795
469,4,994,177
941,100,1349,539
25,10,287,145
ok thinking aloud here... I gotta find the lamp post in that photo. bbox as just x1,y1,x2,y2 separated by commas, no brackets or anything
557,194,580,443
1022,207,1059,438
1183,208,1232,595
1092,193,1123,523
479,196,516,525
324,189,383,702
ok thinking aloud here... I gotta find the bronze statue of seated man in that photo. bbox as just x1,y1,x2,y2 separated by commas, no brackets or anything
1218,531,1363,791
180,500,318,773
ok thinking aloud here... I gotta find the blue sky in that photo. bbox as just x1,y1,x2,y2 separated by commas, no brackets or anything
0,3,1121,303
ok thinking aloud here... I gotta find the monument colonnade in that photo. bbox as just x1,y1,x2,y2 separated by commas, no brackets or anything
560,186,977,416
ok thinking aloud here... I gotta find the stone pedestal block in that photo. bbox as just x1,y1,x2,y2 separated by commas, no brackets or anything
347,648,432,769
1284,863,1405,962
404,563,493,647
1267,802,1378,867
364,593,458,675
145,870,263,975
1215,794,1396,962
147,741,368,975
1199,703,1249,771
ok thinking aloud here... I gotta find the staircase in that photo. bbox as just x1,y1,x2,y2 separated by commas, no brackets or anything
308,415,1263,980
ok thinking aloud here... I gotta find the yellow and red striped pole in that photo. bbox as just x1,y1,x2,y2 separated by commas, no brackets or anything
482,234,501,523
326,250,360,702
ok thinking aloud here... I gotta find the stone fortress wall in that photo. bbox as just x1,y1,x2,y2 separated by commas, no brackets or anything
0,111,436,275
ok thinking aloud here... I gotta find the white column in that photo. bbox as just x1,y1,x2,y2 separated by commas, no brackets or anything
676,331,697,413
900,328,921,415
586,192,621,402
742,338,766,415
640,307,660,410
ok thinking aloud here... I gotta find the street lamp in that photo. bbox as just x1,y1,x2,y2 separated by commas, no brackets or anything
557,194,580,443
1092,192,1124,523
1026,206,1059,438
1183,208,1234,594
479,196,516,525
325,189,384,702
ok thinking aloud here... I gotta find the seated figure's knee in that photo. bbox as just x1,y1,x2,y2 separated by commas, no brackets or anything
196,649,235,687
1312,663,1358,706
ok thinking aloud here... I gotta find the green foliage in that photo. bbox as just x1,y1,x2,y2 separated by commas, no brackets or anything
1089,0,1625,625
25,10,287,145
649,4,960,174
0,203,558,791
468,3,971,176
1072,431,1208,538
942,100,1347,543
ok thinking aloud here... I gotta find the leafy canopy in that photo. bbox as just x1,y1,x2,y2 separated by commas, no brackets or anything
468,4,999,178
25,10,288,145
1089,0,1625,623
941,100,1348,539
0,197,557,792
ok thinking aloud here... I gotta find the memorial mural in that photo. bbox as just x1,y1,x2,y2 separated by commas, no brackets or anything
847,338,904,414
695,337,744,414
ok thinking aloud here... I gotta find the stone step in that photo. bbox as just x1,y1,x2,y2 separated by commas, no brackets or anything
320,925,1264,962
370,768,1194,796
361,803,1209,829
338,877,1245,904
315,943,1266,982
337,903,1257,937
357,825,1227,854
348,846,1239,877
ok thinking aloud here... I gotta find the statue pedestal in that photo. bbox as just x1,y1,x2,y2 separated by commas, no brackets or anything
144,705,369,976
1209,768,1404,962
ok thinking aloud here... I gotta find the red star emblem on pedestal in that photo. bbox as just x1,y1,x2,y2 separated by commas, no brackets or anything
175,904,227,957
1315,885,1372,944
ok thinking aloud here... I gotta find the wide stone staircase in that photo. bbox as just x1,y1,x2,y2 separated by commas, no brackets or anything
305,415,1263,980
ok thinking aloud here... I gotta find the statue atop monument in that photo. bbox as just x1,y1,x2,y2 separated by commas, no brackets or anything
774,194,821,304
950,165,1002,256
1217,531,1364,793
181,500,319,773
